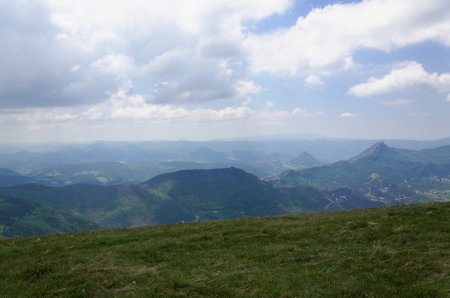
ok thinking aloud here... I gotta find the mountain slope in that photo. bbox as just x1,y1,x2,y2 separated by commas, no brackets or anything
419,145,450,164
0,202,449,297
280,186,383,212
0,183,151,228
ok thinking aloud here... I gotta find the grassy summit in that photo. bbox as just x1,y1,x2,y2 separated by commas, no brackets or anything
0,202,449,297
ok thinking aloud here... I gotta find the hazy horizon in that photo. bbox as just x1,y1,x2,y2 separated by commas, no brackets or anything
1,0,449,143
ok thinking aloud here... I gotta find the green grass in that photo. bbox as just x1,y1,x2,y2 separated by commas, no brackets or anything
1,203,449,297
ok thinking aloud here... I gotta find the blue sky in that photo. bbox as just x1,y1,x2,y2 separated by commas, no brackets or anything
0,0,449,142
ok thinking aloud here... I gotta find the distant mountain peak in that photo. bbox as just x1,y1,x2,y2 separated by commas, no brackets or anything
371,141,388,151
350,141,390,162
290,151,320,167
299,151,315,158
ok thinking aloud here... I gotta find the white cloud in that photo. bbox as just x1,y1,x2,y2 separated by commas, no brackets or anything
241,97,253,106
266,102,274,108
348,62,450,97
148,67,237,104
236,80,261,96
70,65,81,72
91,54,136,76
2,0,450,111
46,0,291,50
3,86,312,126
304,75,324,88
447,94,450,102
380,99,412,106
0,1,120,108
0,0,292,109
340,112,356,118
291,107,308,116
246,0,450,74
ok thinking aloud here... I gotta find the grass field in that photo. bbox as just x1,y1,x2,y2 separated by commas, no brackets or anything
1,203,449,297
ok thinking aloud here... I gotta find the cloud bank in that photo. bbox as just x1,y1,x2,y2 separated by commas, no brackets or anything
246,0,450,74
1,0,450,141
2,0,450,110
348,62,450,97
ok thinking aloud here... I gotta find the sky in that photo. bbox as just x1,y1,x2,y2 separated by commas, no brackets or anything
0,0,449,143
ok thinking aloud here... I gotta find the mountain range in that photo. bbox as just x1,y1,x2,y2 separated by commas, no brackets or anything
270,142,450,204
0,141,449,237
2,138,450,186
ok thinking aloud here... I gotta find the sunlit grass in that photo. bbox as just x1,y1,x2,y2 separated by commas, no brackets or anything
1,202,449,297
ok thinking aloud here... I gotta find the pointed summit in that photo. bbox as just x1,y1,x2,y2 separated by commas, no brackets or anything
290,151,320,168
350,141,390,162
370,141,389,152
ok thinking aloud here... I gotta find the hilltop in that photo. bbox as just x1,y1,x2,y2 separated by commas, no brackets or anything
141,167,286,224
0,202,449,297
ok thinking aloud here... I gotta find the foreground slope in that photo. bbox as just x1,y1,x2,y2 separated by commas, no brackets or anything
0,203,449,297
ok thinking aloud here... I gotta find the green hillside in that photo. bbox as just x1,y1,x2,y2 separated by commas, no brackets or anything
0,195,97,237
0,168,378,237
0,202,449,297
